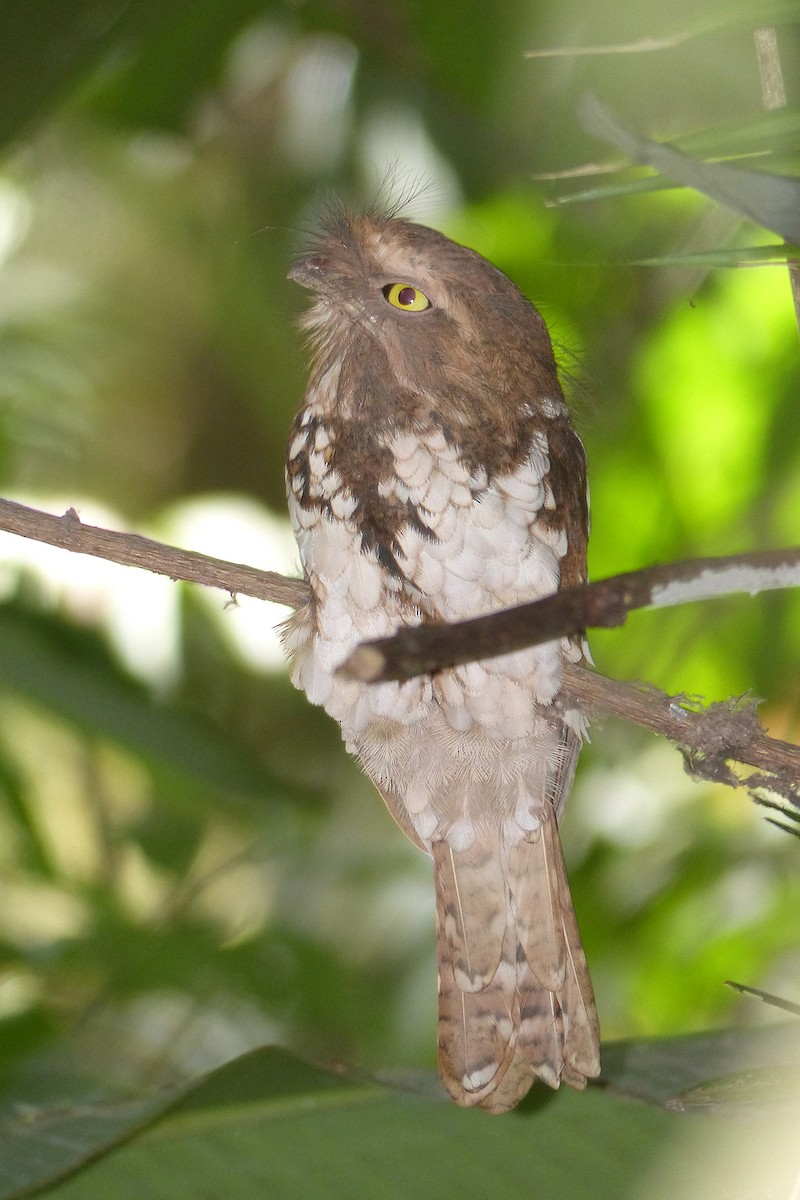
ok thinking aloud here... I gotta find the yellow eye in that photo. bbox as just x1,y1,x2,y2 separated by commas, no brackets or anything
382,282,431,312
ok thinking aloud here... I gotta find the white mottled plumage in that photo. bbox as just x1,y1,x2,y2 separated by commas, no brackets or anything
286,417,581,793
284,210,600,1114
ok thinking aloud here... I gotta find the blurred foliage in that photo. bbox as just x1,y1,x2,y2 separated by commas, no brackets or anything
0,0,799,1193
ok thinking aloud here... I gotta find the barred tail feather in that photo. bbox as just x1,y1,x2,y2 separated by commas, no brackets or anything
433,805,599,1113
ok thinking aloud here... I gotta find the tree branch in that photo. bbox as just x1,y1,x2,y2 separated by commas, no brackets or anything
339,548,800,683
0,497,310,610
559,662,800,808
0,495,797,807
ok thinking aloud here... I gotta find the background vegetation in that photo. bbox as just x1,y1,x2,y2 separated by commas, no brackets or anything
0,1,798,1196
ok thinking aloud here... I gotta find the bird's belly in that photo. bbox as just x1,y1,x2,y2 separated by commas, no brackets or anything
283,468,584,847
286,528,566,740
285,545,575,847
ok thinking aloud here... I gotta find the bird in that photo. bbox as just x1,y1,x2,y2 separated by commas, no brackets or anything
282,203,600,1113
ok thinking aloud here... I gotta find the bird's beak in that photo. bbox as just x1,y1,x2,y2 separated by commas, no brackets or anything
287,254,326,291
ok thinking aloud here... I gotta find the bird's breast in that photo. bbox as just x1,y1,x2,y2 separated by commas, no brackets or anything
285,402,576,746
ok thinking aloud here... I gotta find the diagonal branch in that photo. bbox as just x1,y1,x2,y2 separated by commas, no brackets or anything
339,548,800,683
0,496,310,609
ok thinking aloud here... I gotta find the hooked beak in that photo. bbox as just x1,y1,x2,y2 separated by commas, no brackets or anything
287,254,327,291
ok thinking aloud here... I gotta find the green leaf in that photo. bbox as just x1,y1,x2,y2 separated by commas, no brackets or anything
630,243,799,268
602,1021,800,1107
0,1074,186,1200
6,1041,800,1200
0,1,278,148
0,1047,666,1200
547,170,678,207
83,0,270,131
670,1064,800,1111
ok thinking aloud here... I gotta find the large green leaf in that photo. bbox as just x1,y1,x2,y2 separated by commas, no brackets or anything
0,1047,666,1200
602,1021,800,1107
0,1072,186,1200
3,1032,800,1200
82,0,271,131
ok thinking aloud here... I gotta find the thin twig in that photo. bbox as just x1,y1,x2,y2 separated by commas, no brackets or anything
725,980,800,1017
524,12,749,59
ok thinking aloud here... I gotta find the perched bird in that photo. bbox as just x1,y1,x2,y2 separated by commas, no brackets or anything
283,205,599,1113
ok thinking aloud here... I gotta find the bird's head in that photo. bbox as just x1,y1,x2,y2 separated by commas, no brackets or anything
289,211,561,430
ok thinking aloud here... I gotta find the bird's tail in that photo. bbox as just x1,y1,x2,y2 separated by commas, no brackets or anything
432,805,599,1114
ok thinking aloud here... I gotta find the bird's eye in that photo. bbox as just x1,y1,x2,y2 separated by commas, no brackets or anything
382,282,431,312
